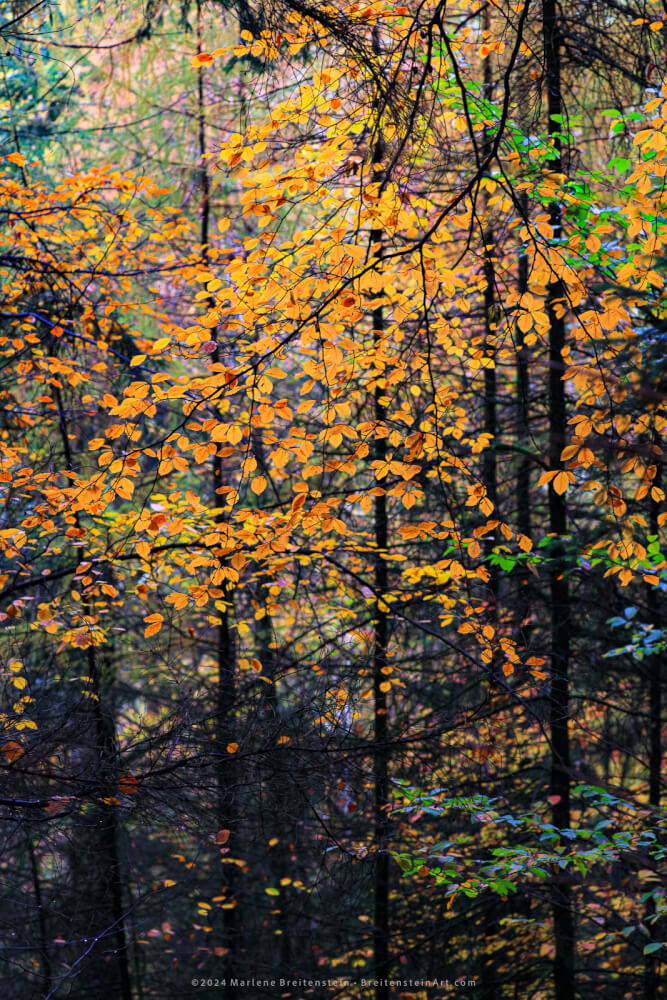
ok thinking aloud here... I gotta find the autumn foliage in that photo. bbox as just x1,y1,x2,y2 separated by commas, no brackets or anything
0,1,665,998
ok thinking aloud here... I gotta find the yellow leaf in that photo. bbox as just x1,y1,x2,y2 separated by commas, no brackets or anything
252,476,267,495
136,541,151,560
553,471,571,495
211,424,229,442
166,592,189,609
537,470,557,488
129,354,146,367
116,478,134,499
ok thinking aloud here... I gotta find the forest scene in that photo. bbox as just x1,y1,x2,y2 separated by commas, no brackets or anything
0,0,665,997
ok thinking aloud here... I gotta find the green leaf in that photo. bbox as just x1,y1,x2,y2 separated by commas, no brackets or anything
644,942,663,956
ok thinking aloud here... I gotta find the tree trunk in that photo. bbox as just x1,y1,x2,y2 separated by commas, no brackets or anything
481,1,499,609
197,6,240,992
480,14,499,995
54,383,132,1000
516,191,531,546
644,442,662,1000
543,2,575,998
371,120,390,999
514,191,532,639
373,295,390,1000
89,643,134,1000
27,838,52,995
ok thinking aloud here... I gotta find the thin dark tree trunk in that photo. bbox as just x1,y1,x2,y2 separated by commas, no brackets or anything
514,190,532,640
28,839,52,994
480,15,499,997
54,384,133,1000
516,191,531,545
253,562,292,971
373,299,390,1000
543,2,575,998
647,444,662,811
481,2,499,609
89,643,134,1000
370,119,390,998
644,445,662,1000
197,6,239,993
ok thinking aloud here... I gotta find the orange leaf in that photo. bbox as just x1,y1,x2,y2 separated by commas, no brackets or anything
136,541,151,560
537,470,557,488
45,796,73,816
517,534,532,553
166,592,189,609
552,471,571,495
118,775,140,794
2,741,24,762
